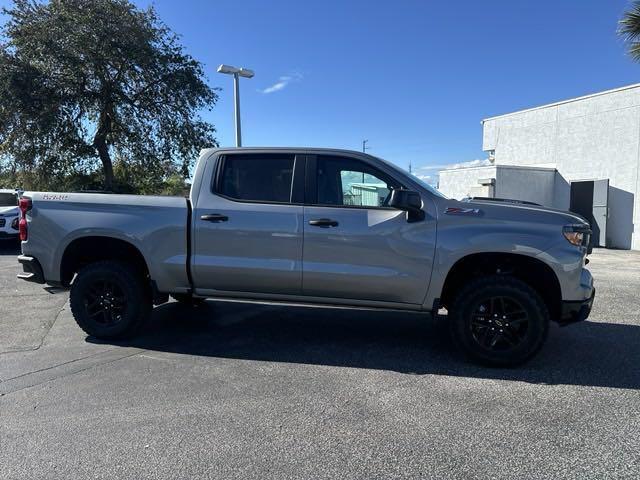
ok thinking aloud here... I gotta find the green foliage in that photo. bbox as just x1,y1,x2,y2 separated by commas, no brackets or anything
0,164,191,195
159,174,191,197
620,1,640,61
0,0,217,192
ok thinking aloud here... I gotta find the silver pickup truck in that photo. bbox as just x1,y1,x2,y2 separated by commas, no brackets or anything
17,147,595,366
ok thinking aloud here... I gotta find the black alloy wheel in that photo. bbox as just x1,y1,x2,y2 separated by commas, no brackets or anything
470,296,529,351
83,279,127,327
449,275,549,366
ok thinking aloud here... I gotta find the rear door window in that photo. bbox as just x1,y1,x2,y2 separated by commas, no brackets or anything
217,154,295,203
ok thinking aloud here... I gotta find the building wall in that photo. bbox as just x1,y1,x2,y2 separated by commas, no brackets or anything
438,165,496,200
482,84,640,250
495,166,556,207
438,165,557,207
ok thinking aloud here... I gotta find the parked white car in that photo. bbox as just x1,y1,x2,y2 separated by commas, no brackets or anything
0,189,20,239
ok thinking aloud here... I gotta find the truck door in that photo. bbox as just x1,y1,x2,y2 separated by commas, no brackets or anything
192,152,304,295
302,154,436,305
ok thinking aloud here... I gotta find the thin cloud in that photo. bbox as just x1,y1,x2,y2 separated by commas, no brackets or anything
419,159,492,171
260,73,303,94
412,173,436,186
414,174,432,181
414,159,492,188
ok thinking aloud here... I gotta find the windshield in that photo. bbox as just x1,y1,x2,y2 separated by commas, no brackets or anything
0,193,18,206
370,155,449,199
410,174,448,199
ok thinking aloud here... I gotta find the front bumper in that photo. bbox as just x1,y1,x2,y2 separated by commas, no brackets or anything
559,289,595,325
17,255,45,284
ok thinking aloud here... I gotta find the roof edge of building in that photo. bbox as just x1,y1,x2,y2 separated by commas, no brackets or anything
481,82,640,123
439,164,497,172
440,164,557,173
493,164,557,172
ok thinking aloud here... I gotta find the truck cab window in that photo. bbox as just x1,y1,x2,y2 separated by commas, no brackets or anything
316,156,398,207
218,154,295,203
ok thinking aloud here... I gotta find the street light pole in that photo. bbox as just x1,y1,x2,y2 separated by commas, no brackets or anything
233,72,242,147
217,64,255,147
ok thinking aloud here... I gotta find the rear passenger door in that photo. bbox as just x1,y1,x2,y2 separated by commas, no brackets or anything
302,155,436,305
192,152,305,295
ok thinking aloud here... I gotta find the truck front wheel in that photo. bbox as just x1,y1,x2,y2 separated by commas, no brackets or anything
70,261,151,339
449,275,549,366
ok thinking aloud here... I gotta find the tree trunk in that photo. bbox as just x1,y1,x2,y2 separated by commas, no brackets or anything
94,135,114,191
93,106,114,191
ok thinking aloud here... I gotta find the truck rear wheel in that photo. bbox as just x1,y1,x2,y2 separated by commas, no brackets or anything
448,275,549,367
70,261,151,339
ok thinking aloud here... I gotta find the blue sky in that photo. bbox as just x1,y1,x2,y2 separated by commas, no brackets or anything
2,0,639,181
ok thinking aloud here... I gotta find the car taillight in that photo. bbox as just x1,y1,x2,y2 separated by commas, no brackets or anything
19,197,32,241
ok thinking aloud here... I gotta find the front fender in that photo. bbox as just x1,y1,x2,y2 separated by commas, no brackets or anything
422,218,560,309
536,239,591,302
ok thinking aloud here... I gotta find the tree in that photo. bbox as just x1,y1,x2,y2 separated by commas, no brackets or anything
620,1,640,61
0,0,217,191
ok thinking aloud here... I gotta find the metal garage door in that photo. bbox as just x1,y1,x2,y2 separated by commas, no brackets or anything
592,179,609,248
569,179,609,248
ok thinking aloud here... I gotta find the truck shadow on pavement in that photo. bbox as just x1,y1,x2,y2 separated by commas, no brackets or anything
92,300,640,390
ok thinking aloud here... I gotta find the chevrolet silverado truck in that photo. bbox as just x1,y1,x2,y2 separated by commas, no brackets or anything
17,147,595,366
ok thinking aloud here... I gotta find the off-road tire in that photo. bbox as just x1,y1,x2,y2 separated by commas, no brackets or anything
449,275,549,367
70,260,151,339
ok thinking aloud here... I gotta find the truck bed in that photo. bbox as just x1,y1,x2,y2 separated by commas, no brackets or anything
21,192,191,293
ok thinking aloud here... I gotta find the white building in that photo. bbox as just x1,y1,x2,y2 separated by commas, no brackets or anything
439,83,640,250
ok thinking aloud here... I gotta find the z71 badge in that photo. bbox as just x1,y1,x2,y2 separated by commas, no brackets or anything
444,207,481,215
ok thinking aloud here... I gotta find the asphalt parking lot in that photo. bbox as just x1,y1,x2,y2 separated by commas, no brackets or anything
1,241,639,479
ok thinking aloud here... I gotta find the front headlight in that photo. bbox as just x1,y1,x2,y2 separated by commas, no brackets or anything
563,224,591,247
563,230,583,246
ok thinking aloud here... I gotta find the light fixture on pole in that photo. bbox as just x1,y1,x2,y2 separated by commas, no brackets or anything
217,64,255,147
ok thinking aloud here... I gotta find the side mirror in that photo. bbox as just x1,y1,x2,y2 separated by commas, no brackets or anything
389,189,425,222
